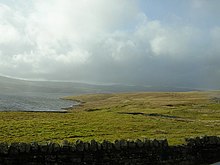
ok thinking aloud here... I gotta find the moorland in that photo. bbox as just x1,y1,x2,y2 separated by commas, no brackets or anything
0,91,219,145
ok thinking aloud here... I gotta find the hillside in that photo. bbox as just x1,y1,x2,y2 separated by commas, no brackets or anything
0,76,196,95
0,76,100,95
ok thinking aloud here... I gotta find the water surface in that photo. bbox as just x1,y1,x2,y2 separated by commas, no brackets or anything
0,92,76,112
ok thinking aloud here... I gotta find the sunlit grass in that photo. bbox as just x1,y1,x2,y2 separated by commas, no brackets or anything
0,91,220,145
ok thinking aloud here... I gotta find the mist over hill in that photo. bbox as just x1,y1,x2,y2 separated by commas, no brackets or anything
0,76,197,96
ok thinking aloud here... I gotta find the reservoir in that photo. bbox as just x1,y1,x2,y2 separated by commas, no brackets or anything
0,92,76,112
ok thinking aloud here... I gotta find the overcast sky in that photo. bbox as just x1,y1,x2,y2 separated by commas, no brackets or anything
0,0,220,89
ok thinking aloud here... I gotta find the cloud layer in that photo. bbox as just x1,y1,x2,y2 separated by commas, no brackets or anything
0,0,220,89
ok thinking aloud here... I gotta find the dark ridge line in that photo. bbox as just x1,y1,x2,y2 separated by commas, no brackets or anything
118,112,180,119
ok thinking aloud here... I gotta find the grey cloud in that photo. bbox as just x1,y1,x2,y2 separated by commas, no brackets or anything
0,0,220,89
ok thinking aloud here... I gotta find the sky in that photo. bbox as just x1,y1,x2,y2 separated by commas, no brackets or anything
0,0,220,89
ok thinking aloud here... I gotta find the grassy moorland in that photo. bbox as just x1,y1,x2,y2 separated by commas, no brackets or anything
0,91,220,145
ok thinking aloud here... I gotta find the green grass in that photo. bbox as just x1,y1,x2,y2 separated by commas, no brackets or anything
0,91,220,145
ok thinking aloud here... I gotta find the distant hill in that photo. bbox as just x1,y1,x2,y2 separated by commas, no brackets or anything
0,76,196,96
0,76,101,95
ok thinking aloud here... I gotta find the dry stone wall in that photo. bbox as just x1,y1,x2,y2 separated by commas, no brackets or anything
0,136,220,164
